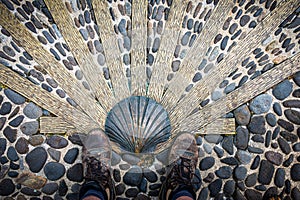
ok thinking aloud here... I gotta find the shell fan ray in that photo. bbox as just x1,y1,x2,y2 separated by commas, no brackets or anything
105,96,172,153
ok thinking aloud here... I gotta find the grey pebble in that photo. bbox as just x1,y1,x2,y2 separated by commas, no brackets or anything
181,32,191,46
23,102,42,119
234,166,247,180
272,80,293,100
204,134,222,144
122,153,141,165
47,148,61,162
234,126,249,150
97,54,106,66
79,29,89,41
236,150,252,164
222,136,234,155
211,91,221,101
208,46,219,62
224,83,236,94
4,89,25,105
234,105,251,125
203,143,212,154
249,94,272,114
47,135,68,149
20,121,39,135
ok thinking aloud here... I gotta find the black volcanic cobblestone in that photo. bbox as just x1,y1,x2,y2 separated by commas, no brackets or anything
258,160,274,185
199,156,215,170
143,169,158,182
15,137,29,154
265,151,283,166
123,166,143,186
64,147,79,164
234,126,249,149
275,168,285,188
47,135,68,149
291,164,300,181
248,116,266,134
42,182,59,195
234,166,247,180
113,169,121,182
215,166,232,179
0,138,6,156
0,178,15,196
66,163,83,182
4,89,25,104
26,147,47,173
208,179,222,197
7,146,18,161
222,135,234,155
4,126,17,143
278,137,291,154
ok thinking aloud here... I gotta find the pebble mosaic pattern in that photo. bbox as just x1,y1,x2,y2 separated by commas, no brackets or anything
0,77,300,199
202,2,300,107
107,0,132,81
63,0,116,86
167,0,216,83
0,0,300,199
0,25,76,107
1,0,94,99
183,0,279,99
146,0,171,80
147,0,217,82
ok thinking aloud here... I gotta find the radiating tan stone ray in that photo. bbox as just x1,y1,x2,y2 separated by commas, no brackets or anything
161,0,234,111
204,4,300,107
0,24,74,107
178,52,300,133
130,0,148,96
37,116,236,136
0,64,98,132
92,0,131,103
147,0,189,102
44,0,115,113
170,0,300,131
0,3,107,127
1,0,96,104
40,117,76,134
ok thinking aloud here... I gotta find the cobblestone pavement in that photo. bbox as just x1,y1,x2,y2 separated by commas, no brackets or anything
0,0,300,199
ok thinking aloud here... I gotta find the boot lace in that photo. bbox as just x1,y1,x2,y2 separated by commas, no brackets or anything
168,157,201,189
84,155,110,186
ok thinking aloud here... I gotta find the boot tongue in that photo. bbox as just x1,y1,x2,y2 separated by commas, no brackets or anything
176,159,192,179
176,149,196,160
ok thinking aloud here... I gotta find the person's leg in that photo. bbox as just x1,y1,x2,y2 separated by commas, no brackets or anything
83,195,101,200
80,187,106,200
176,197,193,200
159,132,200,200
172,188,195,200
79,129,115,200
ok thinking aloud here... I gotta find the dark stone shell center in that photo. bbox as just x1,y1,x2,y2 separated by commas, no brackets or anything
105,96,171,153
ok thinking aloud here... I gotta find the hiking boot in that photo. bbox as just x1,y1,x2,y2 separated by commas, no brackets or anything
159,132,199,200
79,129,115,200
